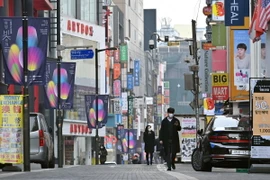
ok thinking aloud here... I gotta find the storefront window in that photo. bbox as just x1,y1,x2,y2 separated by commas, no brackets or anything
80,0,96,24
62,0,76,18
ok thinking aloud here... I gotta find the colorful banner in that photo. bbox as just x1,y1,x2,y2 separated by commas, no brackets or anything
114,48,120,63
181,117,196,162
203,98,215,115
224,0,249,26
116,128,137,154
85,95,109,129
0,95,23,164
44,62,76,109
134,60,140,86
120,44,128,62
127,73,133,90
0,17,49,85
212,0,224,21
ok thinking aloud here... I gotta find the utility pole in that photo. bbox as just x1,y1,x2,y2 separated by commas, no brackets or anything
56,0,63,168
191,20,200,132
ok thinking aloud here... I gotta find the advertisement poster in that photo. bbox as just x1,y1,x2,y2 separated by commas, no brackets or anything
233,30,250,87
181,117,196,162
212,0,224,21
203,98,215,115
0,17,49,85
134,60,140,86
0,95,23,164
44,62,76,109
85,95,109,129
251,79,270,159
116,128,137,154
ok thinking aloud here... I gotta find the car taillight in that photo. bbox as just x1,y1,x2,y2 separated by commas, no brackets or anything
209,135,229,142
39,130,45,147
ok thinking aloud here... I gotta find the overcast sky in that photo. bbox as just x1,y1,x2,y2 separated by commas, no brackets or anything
143,0,206,28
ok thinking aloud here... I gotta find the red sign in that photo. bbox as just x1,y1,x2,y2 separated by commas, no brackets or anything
212,50,227,71
212,86,229,100
203,6,212,16
0,0,3,7
70,124,92,134
67,20,94,36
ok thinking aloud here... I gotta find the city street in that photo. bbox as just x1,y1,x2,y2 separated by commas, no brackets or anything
0,163,269,180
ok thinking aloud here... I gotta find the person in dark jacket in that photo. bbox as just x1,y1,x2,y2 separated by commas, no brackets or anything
99,145,108,164
143,125,155,165
159,107,181,171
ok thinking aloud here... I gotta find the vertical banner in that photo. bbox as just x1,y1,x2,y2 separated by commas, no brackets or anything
44,62,76,109
0,95,23,164
113,80,121,97
85,95,109,129
120,44,128,62
0,17,50,85
128,97,133,129
224,0,248,26
113,63,121,80
181,117,196,162
233,30,250,87
251,79,270,159
127,73,133,90
134,60,140,86
121,92,128,114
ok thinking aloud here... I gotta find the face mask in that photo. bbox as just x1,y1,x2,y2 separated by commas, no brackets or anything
168,113,174,118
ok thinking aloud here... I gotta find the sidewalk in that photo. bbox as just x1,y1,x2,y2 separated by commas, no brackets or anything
0,164,198,180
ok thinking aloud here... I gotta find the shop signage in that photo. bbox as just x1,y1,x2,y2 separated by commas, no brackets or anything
203,6,212,16
212,73,229,86
67,19,93,36
212,86,229,100
224,0,249,26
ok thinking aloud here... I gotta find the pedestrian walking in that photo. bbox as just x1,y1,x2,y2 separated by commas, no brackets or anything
143,125,155,165
159,107,181,171
99,145,108,164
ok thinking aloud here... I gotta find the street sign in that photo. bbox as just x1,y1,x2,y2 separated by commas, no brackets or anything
212,86,229,100
70,49,94,60
212,73,229,86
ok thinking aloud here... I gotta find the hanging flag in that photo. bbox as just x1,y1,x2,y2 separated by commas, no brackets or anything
44,61,76,109
249,0,264,42
0,17,49,85
85,95,109,129
259,0,270,31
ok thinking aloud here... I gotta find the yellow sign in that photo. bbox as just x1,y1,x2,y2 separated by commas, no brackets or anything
167,41,180,46
253,93,270,135
0,95,24,164
212,73,229,86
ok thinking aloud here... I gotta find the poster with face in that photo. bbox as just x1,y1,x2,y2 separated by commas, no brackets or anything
233,30,250,87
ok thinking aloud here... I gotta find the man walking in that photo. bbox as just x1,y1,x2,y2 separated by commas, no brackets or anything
159,107,181,171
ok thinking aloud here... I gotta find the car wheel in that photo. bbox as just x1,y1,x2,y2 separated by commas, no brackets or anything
192,148,203,171
49,152,55,168
191,148,212,172
41,152,49,169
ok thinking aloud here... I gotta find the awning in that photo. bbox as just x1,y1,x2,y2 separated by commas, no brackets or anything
34,0,54,11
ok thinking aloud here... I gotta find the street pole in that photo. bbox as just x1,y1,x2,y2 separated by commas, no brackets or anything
22,0,30,172
95,48,100,165
192,20,200,132
56,0,63,168
127,95,130,161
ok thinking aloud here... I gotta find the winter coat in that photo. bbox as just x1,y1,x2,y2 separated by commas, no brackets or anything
143,130,155,153
159,116,181,153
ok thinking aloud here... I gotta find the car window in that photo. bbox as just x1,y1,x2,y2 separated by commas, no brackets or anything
40,115,48,132
212,116,250,131
30,116,39,132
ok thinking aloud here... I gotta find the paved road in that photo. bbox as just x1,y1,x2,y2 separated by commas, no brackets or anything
0,163,269,180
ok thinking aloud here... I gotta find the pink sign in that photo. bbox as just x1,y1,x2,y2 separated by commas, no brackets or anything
212,50,227,71
113,80,121,96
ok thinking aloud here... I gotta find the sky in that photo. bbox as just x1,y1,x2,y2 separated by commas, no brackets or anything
143,0,206,29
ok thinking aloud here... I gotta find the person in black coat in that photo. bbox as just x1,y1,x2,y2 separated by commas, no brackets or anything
159,107,181,171
143,125,155,165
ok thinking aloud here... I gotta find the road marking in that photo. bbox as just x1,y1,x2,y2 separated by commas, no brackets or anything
157,164,199,180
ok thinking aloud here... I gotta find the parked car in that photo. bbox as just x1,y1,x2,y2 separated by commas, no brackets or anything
191,115,251,171
30,112,55,168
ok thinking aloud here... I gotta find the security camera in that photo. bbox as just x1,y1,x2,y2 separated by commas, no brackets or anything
149,39,155,49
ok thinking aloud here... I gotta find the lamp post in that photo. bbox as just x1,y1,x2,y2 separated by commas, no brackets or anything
95,47,117,165
22,0,30,172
